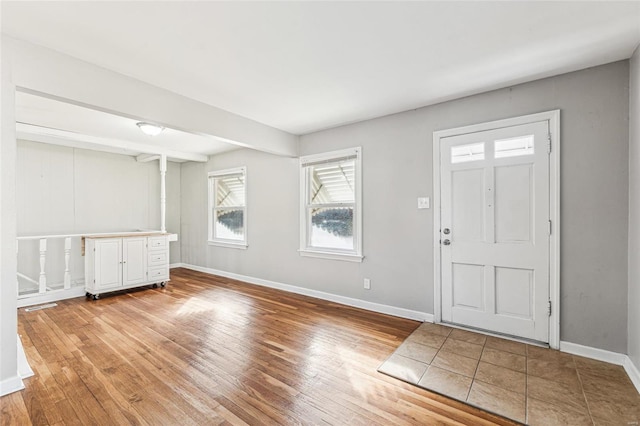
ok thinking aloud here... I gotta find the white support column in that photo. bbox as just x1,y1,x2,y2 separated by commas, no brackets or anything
38,238,47,294
15,242,19,297
64,237,71,289
160,154,167,233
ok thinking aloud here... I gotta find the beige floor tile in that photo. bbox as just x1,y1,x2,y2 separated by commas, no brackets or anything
527,396,593,426
575,355,634,383
416,322,452,337
580,371,640,404
485,336,526,356
440,338,484,360
474,361,525,394
378,354,428,384
527,345,573,361
431,350,479,377
449,328,487,345
394,340,438,364
417,366,473,401
527,358,581,387
480,347,526,373
527,375,588,413
584,391,640,425
407,330,447,349
467,381,525,424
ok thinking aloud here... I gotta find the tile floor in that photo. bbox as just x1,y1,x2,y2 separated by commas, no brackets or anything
378,323,640,425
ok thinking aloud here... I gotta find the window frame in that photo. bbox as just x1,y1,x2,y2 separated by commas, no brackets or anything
208,166,248,249
299,147,363,262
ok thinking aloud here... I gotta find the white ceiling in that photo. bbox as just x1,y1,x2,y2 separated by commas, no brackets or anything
3,1,640,136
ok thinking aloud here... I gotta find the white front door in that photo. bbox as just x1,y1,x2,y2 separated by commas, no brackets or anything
440,120,550,343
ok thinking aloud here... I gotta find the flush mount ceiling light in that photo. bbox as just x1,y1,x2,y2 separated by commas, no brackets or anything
136,122,164,136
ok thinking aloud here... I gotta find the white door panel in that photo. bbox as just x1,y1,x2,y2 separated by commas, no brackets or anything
441,121,550,342
123,237,147,285
95,238,122,289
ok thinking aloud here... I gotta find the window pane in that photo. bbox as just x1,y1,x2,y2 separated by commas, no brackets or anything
215,174,245,207
495,135,534,158
310,207,354,250
451,142,485,163
215,209,244,241
309,160,355,204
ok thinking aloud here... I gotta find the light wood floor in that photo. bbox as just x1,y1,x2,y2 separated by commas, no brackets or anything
2,268,516,425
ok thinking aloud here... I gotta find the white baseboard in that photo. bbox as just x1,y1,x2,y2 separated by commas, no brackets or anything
0,375,24,397
17,335,34,380
561,341,640,393
178,263,433,322
624,356,640,392
17,287,86,309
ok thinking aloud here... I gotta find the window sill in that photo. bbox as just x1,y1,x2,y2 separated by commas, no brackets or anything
208,240,248,250
298,249,364,263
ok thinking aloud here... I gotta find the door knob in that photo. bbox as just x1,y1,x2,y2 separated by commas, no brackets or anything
443,228,451,235
443,239,451,245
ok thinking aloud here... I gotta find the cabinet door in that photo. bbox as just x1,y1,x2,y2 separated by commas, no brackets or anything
95,238,122,289
123,237,148,286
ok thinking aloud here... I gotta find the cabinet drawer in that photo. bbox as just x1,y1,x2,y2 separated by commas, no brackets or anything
148,266,169,281
148,251,168,266
148,236,167,250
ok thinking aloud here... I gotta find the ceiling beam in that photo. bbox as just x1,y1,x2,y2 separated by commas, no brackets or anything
5,36,299,158
136,154,161,163
17,123,208,163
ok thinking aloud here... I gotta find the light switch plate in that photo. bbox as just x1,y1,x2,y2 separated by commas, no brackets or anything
417,197,430,209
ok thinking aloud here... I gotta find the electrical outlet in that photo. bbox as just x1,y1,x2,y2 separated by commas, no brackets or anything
364,278,371,290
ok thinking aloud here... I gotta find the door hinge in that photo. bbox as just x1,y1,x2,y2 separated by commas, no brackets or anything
548,300,552,316
547,133,552,154
548,220,552,236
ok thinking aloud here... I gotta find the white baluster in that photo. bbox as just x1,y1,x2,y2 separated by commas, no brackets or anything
64,237,71,289
39,238,47,294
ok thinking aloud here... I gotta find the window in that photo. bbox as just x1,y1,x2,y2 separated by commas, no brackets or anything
300,147,363,262
494,135,534,158
451,142,485,163
208,167,247,248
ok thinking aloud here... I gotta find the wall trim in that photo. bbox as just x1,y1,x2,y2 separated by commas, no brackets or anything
17,335,34,380
177,263,433,322
17,287,86,309
0,375,24,397
561,341,640,393
624,356,640,392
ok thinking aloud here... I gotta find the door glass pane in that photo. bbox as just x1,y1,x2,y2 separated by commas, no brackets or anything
215,209,244,240
309,160,355,204
215,174,245,207
451,142,485,163
495,135,534,158
310,206,354,249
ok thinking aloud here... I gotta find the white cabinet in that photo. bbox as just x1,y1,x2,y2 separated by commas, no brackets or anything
85,234,169,299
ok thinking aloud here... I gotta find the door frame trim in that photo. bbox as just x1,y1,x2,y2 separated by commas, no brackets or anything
432,110,560,349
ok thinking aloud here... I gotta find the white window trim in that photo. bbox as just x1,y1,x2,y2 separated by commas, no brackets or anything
299,147,363,262
208,166,248,249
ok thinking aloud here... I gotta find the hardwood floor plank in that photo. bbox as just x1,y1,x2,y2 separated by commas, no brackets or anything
2,268,517,425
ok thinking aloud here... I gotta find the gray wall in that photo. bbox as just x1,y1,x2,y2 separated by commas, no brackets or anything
628,46,640,371
180,61,630,353
16,140,182,281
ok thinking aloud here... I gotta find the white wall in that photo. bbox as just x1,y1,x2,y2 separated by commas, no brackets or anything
181,61,630,353
628,45,640,371
16,140,182,281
